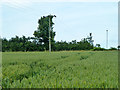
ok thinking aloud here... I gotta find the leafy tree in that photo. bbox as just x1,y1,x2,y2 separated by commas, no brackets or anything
33,16,56,50
2,36,94,52
118,45,120,50
109,47,117,50
0,38,2,52
2,38,9,52
95,44,100,47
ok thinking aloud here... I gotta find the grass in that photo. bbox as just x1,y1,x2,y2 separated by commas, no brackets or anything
2,51,118,88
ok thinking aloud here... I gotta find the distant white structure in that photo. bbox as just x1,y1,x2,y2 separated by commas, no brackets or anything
86,33,94,46
106,30,108,49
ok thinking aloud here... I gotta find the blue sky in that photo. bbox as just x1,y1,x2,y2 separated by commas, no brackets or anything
1,1,118,48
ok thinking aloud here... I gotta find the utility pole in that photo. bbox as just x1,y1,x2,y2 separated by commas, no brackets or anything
106,30,108,49
49,16,51,53
48,14,56,53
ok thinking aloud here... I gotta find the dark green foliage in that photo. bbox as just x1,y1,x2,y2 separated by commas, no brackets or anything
118,45,120,50
91,47,106,51
80,55,89,60
2,36,38,52
33,16,56,50
109,47,117,50
54,39,93,51
0,38,2,52
95,44,100,47
61,56,69,59
2,37,93,52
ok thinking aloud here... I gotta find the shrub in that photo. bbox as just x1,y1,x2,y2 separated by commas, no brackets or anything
109,47,117,50
91,47,106,51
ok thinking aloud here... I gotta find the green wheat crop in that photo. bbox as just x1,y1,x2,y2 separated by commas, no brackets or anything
2,51,118,88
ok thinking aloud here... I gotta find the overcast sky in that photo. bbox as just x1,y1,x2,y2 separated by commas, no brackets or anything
0,0,118,48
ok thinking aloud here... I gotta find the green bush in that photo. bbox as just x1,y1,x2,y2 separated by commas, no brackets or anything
109,47,117,50
91,47,106,51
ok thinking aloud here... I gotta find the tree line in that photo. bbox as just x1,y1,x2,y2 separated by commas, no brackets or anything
2,15,94,52
2,36,93,52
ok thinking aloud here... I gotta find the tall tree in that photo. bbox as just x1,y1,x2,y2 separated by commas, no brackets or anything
33,16,56,50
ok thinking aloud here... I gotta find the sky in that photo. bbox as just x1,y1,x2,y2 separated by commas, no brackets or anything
0,0,118,48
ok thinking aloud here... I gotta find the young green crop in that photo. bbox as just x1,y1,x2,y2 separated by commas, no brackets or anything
2,51,118,88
